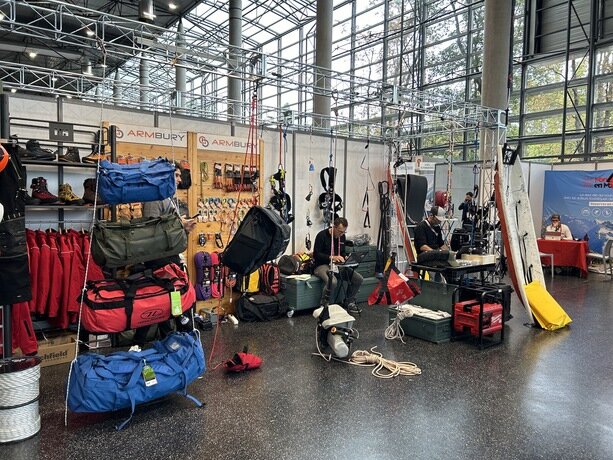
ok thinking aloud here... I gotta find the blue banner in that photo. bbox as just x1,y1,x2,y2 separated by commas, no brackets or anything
543,170,613,254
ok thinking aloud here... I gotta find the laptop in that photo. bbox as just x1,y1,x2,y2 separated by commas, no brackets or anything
544,231,562,241
337,251,366,267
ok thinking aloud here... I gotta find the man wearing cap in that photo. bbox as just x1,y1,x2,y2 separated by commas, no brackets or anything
545,214,573,240
414,206,449,254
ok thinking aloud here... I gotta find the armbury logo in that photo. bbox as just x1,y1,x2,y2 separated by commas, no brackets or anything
117,128,185,142
198,135,255,150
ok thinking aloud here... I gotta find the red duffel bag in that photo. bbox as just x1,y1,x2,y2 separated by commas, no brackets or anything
81,263,196,333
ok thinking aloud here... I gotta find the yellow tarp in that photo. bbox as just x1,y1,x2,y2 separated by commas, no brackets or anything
524,281,572,331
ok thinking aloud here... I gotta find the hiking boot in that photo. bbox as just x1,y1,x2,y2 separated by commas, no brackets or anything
131,202,143,219
25,140,56,161
346,302,362,315
31,177,59,204
22,189,41,206
58,183,84,205
58,147,81,163
81,150,106,164
82,178,104,204
9,135,33,160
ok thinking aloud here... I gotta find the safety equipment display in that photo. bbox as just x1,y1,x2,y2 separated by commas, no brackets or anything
222,206,290,275
91,213,187,268
67,331,205,430
80,263,196,333
98,158,176,205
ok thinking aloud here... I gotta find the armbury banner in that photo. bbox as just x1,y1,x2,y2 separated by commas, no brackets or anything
543,170,613,254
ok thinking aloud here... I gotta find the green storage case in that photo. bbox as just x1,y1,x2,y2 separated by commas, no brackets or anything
281,275,324,311
346,244,377,263
389,308,452,343
355,276,380,303
356,261,376,278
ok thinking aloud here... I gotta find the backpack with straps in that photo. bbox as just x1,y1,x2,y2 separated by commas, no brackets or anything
260,263,281,295
238,267,261,294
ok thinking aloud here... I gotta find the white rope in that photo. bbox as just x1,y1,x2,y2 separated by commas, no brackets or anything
384,309,412,343
349,347,421,379
0,400,40,443
0,359,41,442
65,40,109,427
0,363,40,407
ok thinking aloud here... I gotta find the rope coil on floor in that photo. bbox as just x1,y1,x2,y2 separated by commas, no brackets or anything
0,363,40,407
0,358,42,443
349,347,421,379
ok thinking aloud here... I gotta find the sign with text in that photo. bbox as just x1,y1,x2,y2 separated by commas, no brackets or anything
114,124,187,147
49,122,74,142
543,170,613,253
197,133,257,154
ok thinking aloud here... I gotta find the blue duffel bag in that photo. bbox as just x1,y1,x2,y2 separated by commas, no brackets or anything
98,158,176,205
67,331,205,430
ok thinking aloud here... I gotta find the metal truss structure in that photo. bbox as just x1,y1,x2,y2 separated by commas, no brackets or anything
0,0,506,144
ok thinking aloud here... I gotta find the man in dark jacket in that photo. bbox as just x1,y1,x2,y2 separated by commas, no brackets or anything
313,217,363,314
414,206,449,254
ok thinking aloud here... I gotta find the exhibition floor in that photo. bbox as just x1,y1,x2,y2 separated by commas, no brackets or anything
3,273,613,460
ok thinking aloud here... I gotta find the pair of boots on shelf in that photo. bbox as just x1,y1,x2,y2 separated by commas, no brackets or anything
28,177,104,206
11,135,107,163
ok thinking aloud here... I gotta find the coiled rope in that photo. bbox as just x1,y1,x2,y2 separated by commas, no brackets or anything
0,358,41,442
349,347,421,379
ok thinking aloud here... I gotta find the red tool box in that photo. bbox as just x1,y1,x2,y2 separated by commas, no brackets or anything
453,300,503,337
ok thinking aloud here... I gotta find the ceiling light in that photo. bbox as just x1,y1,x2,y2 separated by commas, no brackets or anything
10,88,17,93
66,95,73,99
0,12,5,21
168,2,177,10
100,63,107,68
28,51,37,59
86,29,95,37
51,77,58,82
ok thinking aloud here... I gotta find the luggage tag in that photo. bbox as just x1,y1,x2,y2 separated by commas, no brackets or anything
171,290,182,316
142,360,158,387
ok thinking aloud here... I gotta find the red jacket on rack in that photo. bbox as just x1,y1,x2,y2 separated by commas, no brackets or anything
26,230,40,314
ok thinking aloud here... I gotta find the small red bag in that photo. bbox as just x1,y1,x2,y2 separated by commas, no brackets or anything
368,269,420,306
223,352,262,372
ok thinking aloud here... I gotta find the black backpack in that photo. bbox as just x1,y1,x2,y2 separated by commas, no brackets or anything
222,206,290,275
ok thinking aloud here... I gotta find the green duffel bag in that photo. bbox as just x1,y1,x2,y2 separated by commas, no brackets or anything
91,213,187,268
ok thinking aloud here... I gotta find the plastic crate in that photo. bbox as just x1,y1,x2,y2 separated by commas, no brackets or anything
355,276,380,303
388,308,452,343
356,261,376,277
346,244,378,263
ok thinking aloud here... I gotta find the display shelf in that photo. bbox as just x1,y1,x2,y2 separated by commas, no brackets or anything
22,159,98,168
26,205,100,211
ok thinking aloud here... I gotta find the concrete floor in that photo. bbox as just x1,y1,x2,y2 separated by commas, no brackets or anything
2,272,613,460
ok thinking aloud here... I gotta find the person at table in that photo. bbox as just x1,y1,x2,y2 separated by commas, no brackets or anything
544,213,573,240
414,206,449,254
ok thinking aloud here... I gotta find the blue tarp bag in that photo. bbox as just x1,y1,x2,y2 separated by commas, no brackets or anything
98,158,176,204
67,331,205,430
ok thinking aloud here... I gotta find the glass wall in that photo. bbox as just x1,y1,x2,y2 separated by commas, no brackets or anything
111,0,611,162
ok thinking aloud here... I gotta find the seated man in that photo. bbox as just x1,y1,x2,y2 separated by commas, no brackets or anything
544,213,573,240
414,206,449,254
313,217,363,314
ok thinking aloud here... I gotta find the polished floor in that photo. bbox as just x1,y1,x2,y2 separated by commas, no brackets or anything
2,272,613,460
